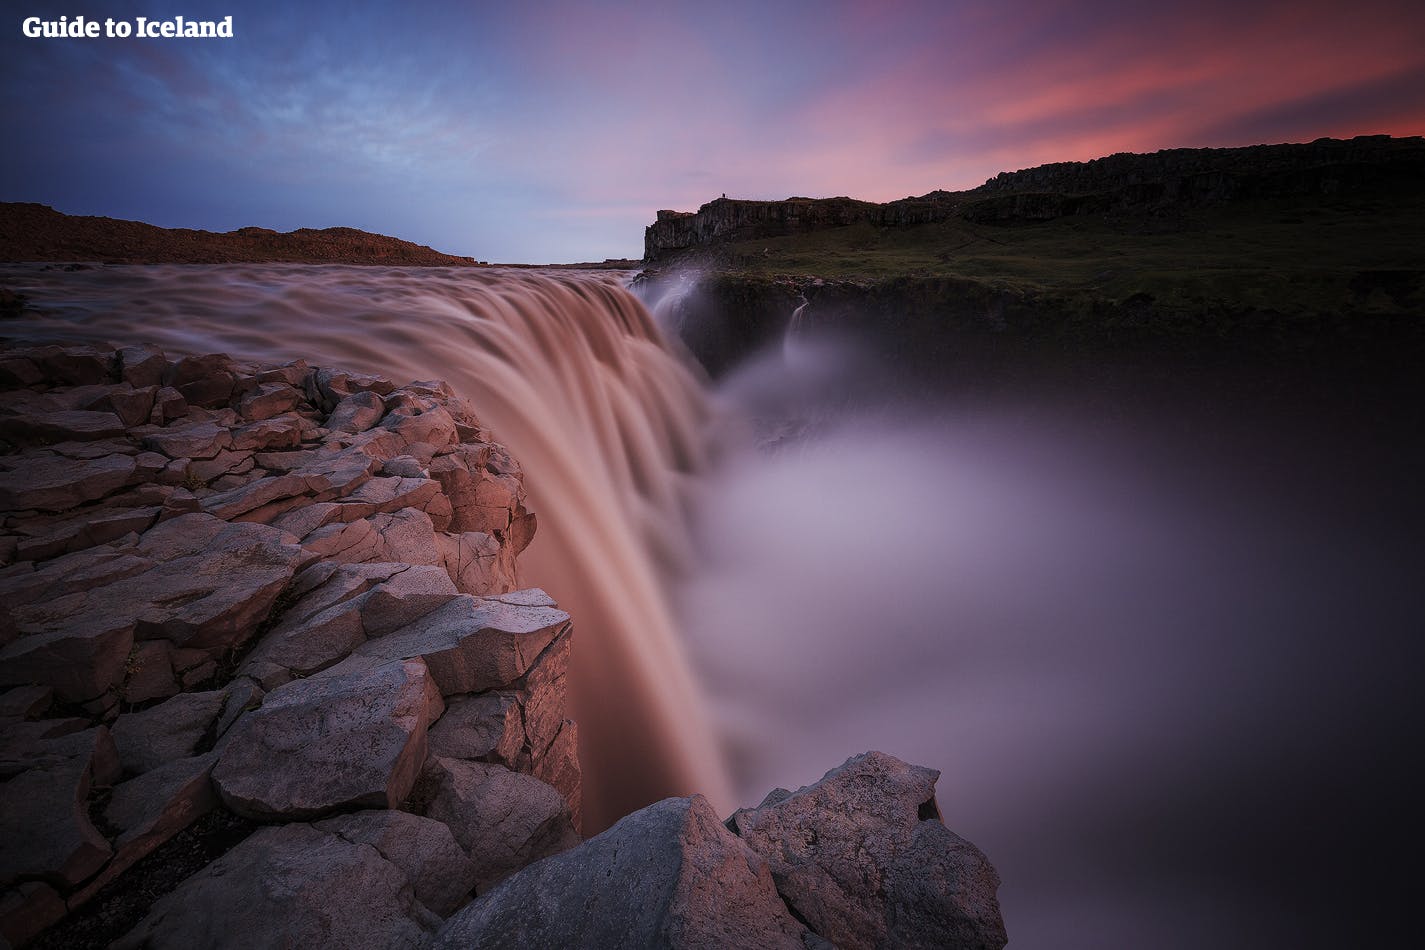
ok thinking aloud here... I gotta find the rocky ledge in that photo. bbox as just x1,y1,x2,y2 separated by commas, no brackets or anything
0,340,1006,948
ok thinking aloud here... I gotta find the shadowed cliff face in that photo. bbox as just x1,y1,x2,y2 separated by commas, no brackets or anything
643,135,1425,260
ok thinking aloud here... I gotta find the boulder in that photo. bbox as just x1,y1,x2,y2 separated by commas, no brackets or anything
116,344,168,389
213,658,443,820
336,476,442,522
230,416,304,452
532,719,581,834
432,795,806,950
310,367,396,411
327,390,386,433
120,640,179,704
313,810,476,917
238,382,301,422
0,354,44,387
201,473,312,521
166,354,236,408
143,420,232,460
111,690,226,775
729,752,1007,950
113,821,436,950
21,344,113,387
427,692,523,764
0,727,120,889
240,563,456,683
437,530,514,595
422,758,577,891
149,386,186,423
86,384,158,428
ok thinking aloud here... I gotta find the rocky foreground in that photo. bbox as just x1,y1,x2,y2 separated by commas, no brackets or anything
0,340,1006,948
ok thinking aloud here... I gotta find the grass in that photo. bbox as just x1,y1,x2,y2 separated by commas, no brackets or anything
697,191,1425,319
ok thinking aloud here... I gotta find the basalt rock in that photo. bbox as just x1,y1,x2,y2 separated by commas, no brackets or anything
432,794,807,950
729,752,1007,950
113,814,470,950
0,341,574,945
212,658,443,821
437,753,1006,950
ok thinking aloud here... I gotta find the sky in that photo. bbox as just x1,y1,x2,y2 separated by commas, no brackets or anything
3,0,1423,262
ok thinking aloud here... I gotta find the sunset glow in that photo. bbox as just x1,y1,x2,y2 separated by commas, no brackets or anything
3,0,1422,260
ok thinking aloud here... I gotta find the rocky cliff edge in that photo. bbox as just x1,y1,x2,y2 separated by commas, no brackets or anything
0,340,1005,949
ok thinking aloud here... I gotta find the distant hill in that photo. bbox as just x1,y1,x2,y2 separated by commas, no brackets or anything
0,203,483,266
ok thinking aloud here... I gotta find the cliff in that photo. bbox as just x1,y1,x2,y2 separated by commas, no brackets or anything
0,203,484,266
644,135,1425,259
0,340,1006,949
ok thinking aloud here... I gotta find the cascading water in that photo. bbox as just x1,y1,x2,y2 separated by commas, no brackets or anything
4,262,1418,947
0,262,733,831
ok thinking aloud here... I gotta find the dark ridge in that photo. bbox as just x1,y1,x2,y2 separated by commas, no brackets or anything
644,135,1425,259
0,203,486,266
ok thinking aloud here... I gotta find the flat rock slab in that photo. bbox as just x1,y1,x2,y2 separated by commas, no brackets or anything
113,818,444,950
0,452,137,512
729,751,1008,950
0,613,134,703
111,690,226,776
213,658,442,820
0,727,119,890
433,794,806,950
240,563,457,685
354,590,569,695
12,515,311,655
0,409,126,444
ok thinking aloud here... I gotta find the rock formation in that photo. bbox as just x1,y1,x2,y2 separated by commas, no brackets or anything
0,340,1006,948
434,751,1006,950
644,135,1425,259
0,340,575,946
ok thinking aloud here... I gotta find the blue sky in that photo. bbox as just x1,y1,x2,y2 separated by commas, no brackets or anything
4,0,1423,262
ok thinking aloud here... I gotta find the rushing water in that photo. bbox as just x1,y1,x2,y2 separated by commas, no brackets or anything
0,262,732,831
2,263,1418,947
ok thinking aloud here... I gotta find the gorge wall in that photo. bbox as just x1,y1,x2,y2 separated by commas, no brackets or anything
644,135,1425,259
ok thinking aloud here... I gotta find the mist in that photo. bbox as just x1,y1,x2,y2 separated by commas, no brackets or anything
672,309,1422,948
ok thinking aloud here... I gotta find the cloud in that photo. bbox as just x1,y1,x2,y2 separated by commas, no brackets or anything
3,0,1423,259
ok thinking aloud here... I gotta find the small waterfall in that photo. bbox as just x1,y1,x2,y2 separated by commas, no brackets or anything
0,262,734,830
781,294,811,366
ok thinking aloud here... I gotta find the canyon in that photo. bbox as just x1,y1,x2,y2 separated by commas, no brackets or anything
1,135,1421,948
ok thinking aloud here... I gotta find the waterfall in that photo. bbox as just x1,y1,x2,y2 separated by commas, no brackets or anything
0,262,733,831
